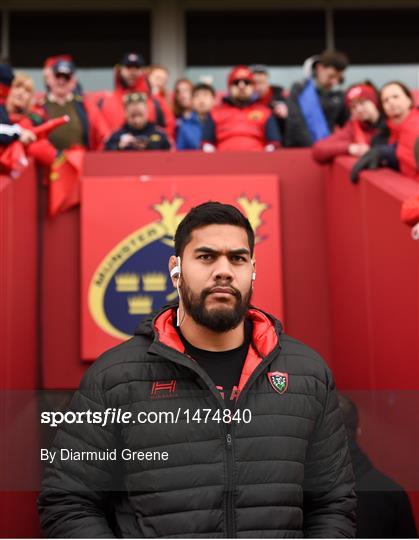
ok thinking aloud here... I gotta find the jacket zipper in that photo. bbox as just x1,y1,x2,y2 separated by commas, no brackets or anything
223,348,280,538
148,340,281,539
225,431,234,538
150,341,238,537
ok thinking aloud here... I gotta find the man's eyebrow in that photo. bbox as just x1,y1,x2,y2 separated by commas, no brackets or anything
193,246,250,255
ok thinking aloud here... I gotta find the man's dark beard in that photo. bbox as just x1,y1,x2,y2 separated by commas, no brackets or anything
179,280,252,332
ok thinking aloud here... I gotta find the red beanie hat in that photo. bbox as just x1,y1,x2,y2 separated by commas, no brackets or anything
345,84,379,108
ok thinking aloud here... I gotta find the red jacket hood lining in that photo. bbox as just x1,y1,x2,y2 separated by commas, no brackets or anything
154,307,279,395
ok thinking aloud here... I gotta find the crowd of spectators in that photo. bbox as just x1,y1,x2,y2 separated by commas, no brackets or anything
1,48,419,190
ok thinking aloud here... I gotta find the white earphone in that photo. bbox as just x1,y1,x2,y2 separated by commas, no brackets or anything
170,257,183,327
170,256,181,279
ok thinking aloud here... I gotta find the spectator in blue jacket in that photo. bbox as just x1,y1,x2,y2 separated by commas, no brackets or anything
285,50,350,147
176,83,215,150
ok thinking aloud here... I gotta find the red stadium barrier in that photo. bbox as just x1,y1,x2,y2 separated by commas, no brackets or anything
0,163,41,537
324,156,419,525
327,156,419,390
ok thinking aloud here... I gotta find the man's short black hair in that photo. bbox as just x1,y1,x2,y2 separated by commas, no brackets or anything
174,201,255,257
318,49,349,72
192,83,215,97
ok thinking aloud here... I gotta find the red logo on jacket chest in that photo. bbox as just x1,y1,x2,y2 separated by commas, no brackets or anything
150,380,177,398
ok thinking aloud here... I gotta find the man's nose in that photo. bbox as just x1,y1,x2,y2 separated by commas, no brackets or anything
213,257,234,281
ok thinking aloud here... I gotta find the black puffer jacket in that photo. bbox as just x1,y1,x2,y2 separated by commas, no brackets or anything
38,306,356,538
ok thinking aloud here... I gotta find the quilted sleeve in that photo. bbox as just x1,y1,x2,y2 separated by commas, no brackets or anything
38,370,119,538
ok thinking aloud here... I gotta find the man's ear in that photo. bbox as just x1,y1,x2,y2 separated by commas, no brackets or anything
251,259,257,281
169,255,179,287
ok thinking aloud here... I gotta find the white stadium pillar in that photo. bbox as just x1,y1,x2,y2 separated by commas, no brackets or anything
151,0,186,86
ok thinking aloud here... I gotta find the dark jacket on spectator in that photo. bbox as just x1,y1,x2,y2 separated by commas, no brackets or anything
0,104,21,145
257,84,287,138
38,305,356,538
350,440,417,538
105,122,170,151
312,115,389,163
285,79,349,148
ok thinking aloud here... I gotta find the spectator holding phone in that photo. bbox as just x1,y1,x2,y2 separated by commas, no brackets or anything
105,92,170,151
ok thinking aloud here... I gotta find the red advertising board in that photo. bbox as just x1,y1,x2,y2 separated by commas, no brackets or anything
81,175,283,360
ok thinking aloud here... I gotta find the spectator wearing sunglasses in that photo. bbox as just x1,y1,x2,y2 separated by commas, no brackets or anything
285,50,350,147
105,92,170,152
201,65,280,151
41,59,108,150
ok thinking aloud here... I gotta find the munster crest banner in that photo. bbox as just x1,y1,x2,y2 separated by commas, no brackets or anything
81,175,283,360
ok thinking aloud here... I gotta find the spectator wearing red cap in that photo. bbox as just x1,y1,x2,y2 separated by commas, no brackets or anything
286,50,350,147
202,65,280,151
38,58,108,151
313,82,389,163
99,53,174,139
43,55,79,94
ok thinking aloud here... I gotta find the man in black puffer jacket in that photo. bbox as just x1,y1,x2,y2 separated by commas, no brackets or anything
38,202,356,538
